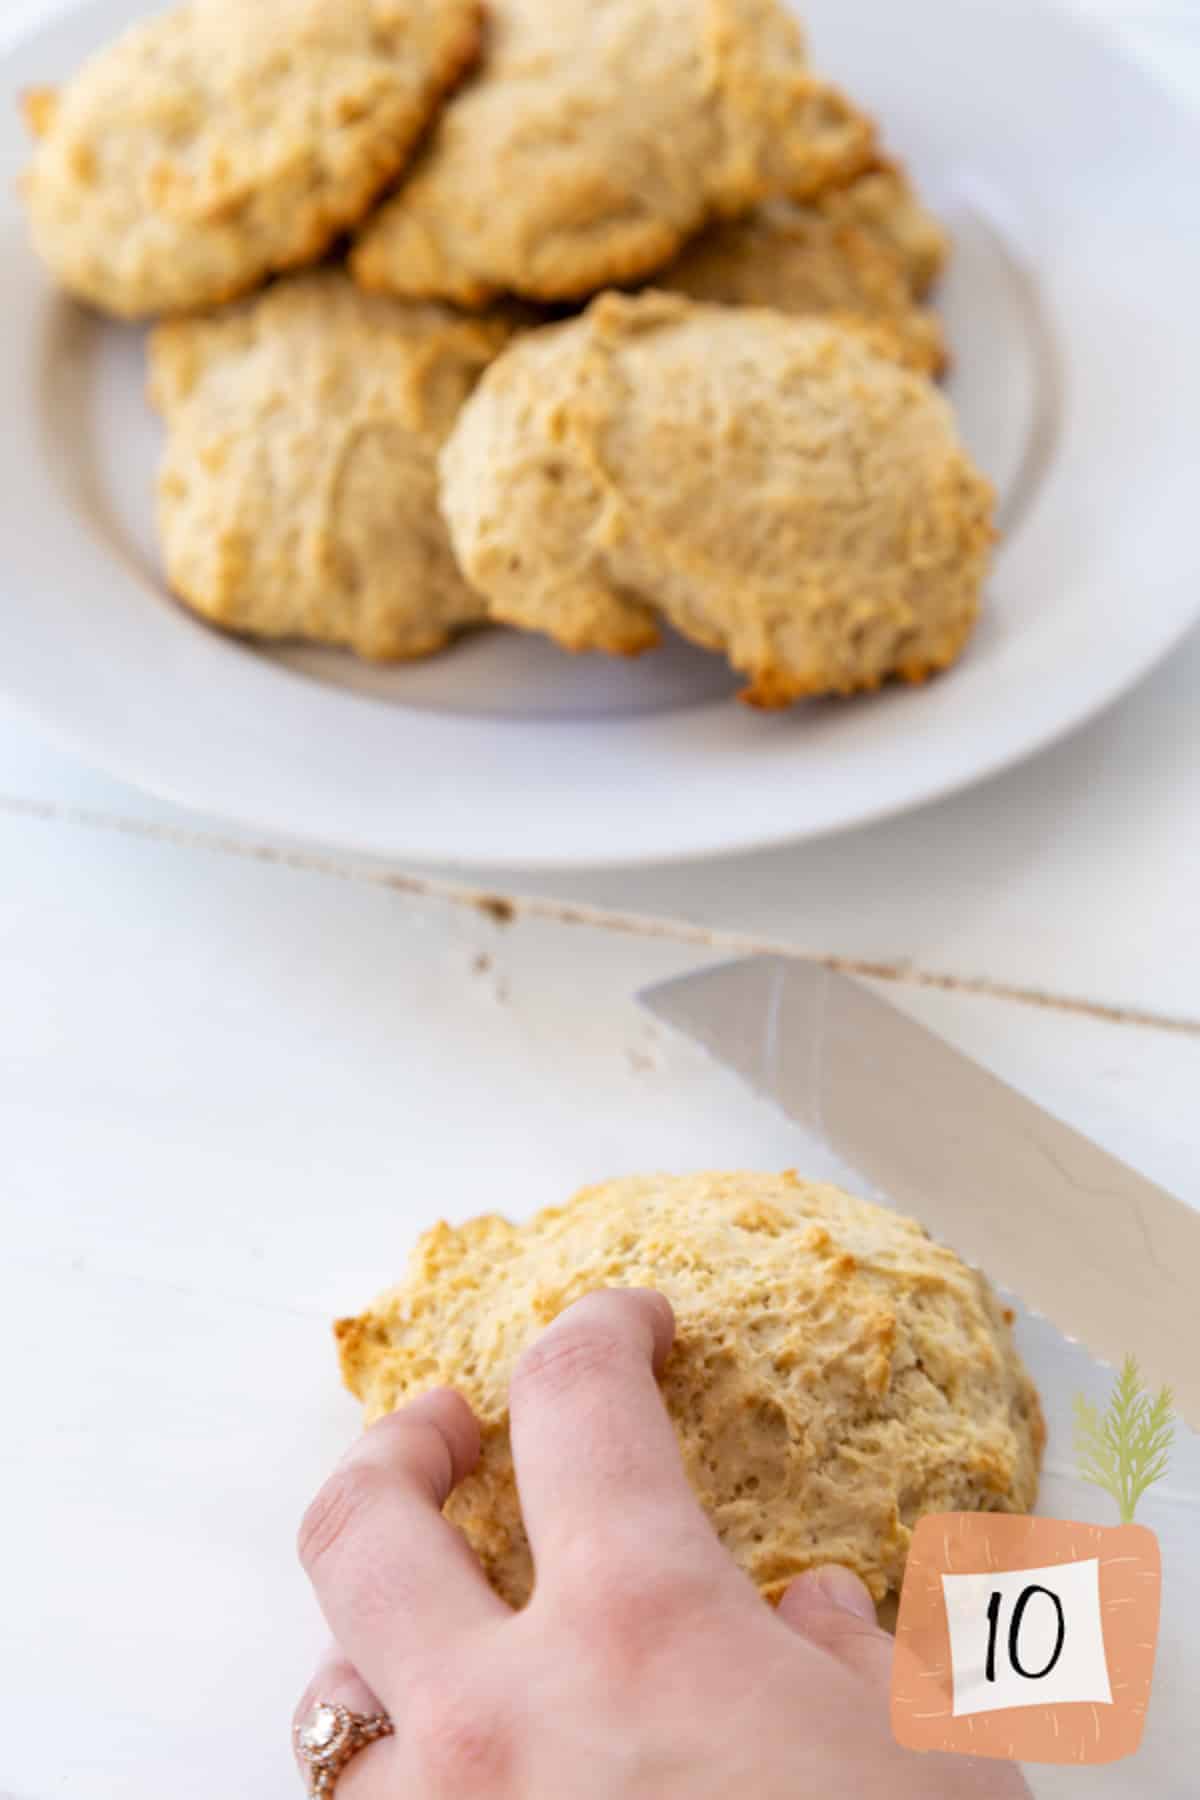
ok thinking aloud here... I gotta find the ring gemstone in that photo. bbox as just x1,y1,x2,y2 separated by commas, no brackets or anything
295,1698,392,1793
299,1704,344,1758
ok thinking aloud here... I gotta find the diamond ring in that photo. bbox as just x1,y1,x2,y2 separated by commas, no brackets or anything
296,1700,394,1795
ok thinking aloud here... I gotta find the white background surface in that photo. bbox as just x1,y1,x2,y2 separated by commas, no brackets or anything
1,2,1198,1797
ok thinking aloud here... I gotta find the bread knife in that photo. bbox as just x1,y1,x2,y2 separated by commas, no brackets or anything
639,955,1200,1431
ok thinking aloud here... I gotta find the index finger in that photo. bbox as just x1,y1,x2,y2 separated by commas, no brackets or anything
298,1388,508,1707
507,1289,729,1598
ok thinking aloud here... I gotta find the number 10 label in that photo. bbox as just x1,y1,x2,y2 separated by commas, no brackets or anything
943,1558,1112,1715
892,1515,1161,1765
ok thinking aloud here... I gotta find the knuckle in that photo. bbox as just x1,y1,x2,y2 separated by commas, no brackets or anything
572,1557,712,1668
832,1617,892,1661
297,1464,381,1575
512,1320,629,1408
394,1414,456,1506
407,1674,513,1793
799,1608,890,1666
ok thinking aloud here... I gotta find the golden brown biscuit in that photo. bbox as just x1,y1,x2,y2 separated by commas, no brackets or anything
351,0,876,308
654,194,948,375
819,159,950,299
338,1171,1044,1608
439,293,996,704
149,271,512,660
22,0,483,319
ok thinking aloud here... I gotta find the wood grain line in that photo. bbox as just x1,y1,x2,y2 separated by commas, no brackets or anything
3,791,1198,1037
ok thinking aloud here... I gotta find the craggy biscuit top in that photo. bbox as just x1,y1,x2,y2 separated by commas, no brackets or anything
351,0,876,306
22,0,483,318
338,1171,1044,1608
439,292,996,703
818,159,950,298
150,270,513,660
654,190,948,375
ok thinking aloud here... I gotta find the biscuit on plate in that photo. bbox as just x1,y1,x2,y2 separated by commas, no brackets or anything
654,191,948,375
351,0,876,308
818,159,950,299
149,271,513,661
338,1171,1044,1608
439,292,996,705
21,0,483,319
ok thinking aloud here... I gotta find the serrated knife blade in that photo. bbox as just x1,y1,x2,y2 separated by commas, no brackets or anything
640,955,1200,1431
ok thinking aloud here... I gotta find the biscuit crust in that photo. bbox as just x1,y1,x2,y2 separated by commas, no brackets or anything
439,293,996,702
654,189,948,376
22,0,483,319
338,1172,1044,1608
150,271,512,660
352,0,876,307
819,158,950,299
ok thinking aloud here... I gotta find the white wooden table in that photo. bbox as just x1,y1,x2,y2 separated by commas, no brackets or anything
1,3,1198,1797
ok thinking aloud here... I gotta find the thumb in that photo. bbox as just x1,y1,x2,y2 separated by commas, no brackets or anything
776,1566,894,1686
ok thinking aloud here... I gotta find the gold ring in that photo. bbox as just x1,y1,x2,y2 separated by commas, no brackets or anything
296,1700,394,1795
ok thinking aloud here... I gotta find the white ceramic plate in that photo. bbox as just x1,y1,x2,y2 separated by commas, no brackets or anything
1,0,1198,869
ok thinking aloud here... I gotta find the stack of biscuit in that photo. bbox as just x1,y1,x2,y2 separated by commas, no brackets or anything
22,0,995,706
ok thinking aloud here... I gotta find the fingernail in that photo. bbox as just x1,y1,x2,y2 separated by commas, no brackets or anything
813,1565,878,1622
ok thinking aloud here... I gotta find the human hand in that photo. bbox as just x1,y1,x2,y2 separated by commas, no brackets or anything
296,1288,1031,1798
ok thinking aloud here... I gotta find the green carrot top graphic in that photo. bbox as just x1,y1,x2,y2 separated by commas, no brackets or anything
1074,1355,1175,1525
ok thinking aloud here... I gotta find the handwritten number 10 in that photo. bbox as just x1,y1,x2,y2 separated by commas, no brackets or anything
984,1586,1067,1683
